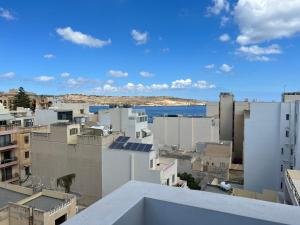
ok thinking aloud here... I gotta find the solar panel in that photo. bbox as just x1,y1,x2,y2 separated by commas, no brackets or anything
109,142,118,149
137,144,146,151
144,144,152,152
115,143,125,149
124,142,132,149
122,137,130,142
130,143,139,150
115,136,123,142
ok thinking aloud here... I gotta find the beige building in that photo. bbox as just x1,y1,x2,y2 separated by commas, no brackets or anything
233,101,249,163
0,182,76,225
194,141,232,181
31,123,119,206
282,92,300,103
206,94,249,163
0,89,49,110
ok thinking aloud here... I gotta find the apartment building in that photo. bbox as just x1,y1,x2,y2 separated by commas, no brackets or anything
0,120,19,183
35,103,91,126
206,93,249,163
0,182,76,225
102,136,181,196
63,181,300,225
0,89,49,110
31,122,119,206
98,107,153,143
152,115,219,152
244,101,300,192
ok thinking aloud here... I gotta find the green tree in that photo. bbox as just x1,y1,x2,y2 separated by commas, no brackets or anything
178,172,201,190
13,87,31,109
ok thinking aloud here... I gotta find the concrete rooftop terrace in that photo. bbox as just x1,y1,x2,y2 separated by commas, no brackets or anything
64,181,300,225
0,187,29,208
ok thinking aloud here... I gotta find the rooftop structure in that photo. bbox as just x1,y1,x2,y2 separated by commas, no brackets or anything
0,182,76,225
31,122,120,206
64,181,300,225
98,107,153,144
102,136,183,196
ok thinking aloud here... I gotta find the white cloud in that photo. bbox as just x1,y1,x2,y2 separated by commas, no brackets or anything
66,77,87,88
60,72,70,78
0,8,15,20
103,84,118,92
35,76,55,82
219,33,230,42
171,79,192,89
193,80,216,89
237,44,281,61
220,16,229,27
106,79,114,84
56,27,111,48
140,71,154,77
207,0,230,15
205,64,215,69
43,54,55,59
234,0,300,45
150,84,169,90
0,72,15,79
131,29,148,45
219,64,233,73
108,70,128,78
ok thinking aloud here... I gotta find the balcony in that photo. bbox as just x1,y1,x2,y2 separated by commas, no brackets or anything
0,157,18,169
0,125,18,134
0,141,17,152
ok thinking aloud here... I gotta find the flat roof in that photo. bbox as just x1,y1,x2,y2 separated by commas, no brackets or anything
0,187,29,208
24,195,65,211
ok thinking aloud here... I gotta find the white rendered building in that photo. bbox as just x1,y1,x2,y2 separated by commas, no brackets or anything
102,136,181,196
244,101,300,192
152,115,219,152
98,107,153,143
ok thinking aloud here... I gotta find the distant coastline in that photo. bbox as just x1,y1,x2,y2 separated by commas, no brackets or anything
55,94,206,106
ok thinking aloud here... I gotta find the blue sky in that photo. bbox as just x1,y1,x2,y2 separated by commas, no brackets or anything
1,0,300,101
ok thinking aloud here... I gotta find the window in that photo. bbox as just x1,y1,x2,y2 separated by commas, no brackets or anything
150,159,153,168
70,128,78,135
281,182,283,189
286,130,289,137
0,134,11,147
286,114,290,120
24,135,29,144
290,166,294,170
172,174,175,183
80,109,84,114
166,178,170,186
25,166,30,175
281,148,284,155
281,164,283,172
25,151,30,159
291,148,294,156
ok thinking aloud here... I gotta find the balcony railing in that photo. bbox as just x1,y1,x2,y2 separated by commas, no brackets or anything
286,170,300,205
0,125,18,132
0,156,18,165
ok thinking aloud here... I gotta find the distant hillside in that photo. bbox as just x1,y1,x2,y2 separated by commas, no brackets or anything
56,94,206,106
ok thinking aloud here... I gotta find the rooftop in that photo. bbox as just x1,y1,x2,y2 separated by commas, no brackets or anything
64,181,300,225
24,195,64,211
0,187,29,208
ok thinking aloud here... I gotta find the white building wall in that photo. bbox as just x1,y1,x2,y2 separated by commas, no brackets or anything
102,149,161,196
34,109,58,126
153,117,219,151
244,103,281,192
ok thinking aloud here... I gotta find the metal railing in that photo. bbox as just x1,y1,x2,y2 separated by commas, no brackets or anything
286,170,300,205
0,156,18,165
